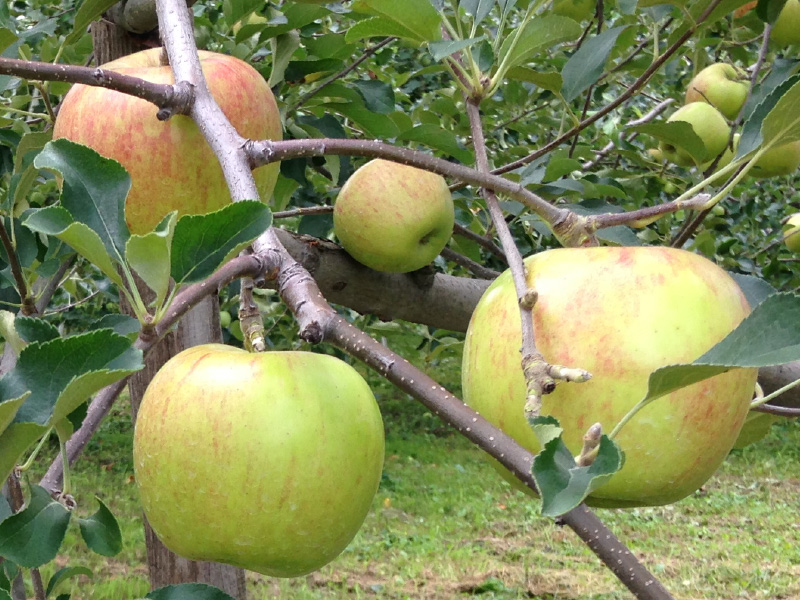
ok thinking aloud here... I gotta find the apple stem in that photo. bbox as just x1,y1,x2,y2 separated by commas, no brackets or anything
752,378,800,408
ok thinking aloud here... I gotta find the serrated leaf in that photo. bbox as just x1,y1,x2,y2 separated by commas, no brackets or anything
497,15,582,72
529,416,625,517
428,36,485,61
730,273,776,308
147,583,237,600
34,139,130,261
357,0,441,43
170,201,272,285
352,80,396,114
630,121,708,163
66,0,117,44
24,206,124,288
15,316,59,344
738,75,800,158
125,212,176,308
561,26,628,102
88,314,141,340
46,566,92,598
761,78,800,148
0,485,71,568
78,498,121,557
0,422,44,484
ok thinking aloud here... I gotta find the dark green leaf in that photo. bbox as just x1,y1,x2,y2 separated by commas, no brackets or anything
258,4,329,39
78,498,122,557
46,566,92,598
0,422,43,486
730,273,777,308
0,485,71,568
428,36,485,61
14,316,58,344
756,0,788,22
397,124,474,163
147,583,237,600
505,67,563,92
352,80,396,114
223,0,263,27
0,496,10,524
67,0,117,43
170,201,272,285
0,590,9,600
761,78,800,147
561,26,628,102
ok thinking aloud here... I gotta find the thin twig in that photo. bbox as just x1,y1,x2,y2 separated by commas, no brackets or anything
453,223,507,262
440,247,499,279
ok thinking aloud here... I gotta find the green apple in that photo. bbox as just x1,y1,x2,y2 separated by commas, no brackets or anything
53,48,282,234
333,159,455,273
750,140,800,178
659,103,731,167
133,344,385,577
783,213,800,252
552,0,595,22
462,247,757,508
684,63,748,120
771,0,800,47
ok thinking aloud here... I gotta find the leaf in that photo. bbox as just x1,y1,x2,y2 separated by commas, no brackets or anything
34,139,130,261
0,496,10,524
428,36,485,61
268,31,301,88
756,0,788,22
13,131,51,174
78,498,122,557
729,273,777,308
15,316,59,344
223,0,263,27
561,26,628,102
397,124,474,163
738,75,800,158
88,314,141,340
461,0,495,27
66,0,117,43
147,583,237,600
125,212,177,308
357,0,442,43
0,310,26,355
505,67,563,93
257,3,329,39
760,78,800,148
0,485,71,568
497,15,582,71
345,16,428,43
0,422,44,485
0,28,16,54
0,392,27,437
352,80,396,114
630,121,708,163
170,201,272,285
24,206,125,288
46,566,93,598
529,416,625,517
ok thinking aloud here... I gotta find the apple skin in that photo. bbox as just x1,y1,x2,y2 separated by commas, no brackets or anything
333,159,454,273
771,0,800,47
53,48,282,234
133,344,385,577
462,247,757,508
684,63,747,120
659,103,731,167
783,213,800,252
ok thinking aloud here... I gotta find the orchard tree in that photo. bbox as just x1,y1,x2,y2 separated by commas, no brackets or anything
1,0,800,599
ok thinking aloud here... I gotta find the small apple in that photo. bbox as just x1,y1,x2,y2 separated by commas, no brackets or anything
218,310,232,328
333,159,455,273
771,0,800,47
462,247,757,508
684,63,748,120
659,103,731,167
783,213,800,252
53,48,282,234
133,344,385,577
750,140,800,178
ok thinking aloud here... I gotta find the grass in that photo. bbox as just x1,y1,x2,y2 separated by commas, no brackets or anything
20,359,800,600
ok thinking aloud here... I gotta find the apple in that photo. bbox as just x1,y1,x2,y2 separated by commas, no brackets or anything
684,63,747,120
133,344,385,577
462,247,757,508
771,0,800,47
53,48,282,234
333,159,455,273
750,140,800,178
783,213,800,252
659,103,731,167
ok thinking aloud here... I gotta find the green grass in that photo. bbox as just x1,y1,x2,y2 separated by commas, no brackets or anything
22,380,800,600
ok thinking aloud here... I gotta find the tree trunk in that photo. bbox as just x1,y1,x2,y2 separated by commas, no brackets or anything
91,20,247,598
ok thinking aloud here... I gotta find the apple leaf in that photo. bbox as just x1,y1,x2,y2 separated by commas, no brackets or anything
15,316,59,344
78,498,122,557
560,26,628,102
629,121,708,163
170,201,272,285
0,394,29,438
125,212,177,309
88,314,141,340
738,74,800,159
756,0,789,22
729,273,777,308
397,124,474,164
497,15,582,74
505,67,563,93
428,36,486,61
0,485,71,568
0,590,10,600
222,0,263,27
147,584,237,600
352,80,396,114
0,422,45,488
66,0,117,43
0,496,11,524
0,311,26,355
461,0,495,27
356,0,441,43
34,139,130,262
46,566,93,598
529,416,625,517
23,206,125,288
257,3,329,39
345,16,427,43
760,78,800,148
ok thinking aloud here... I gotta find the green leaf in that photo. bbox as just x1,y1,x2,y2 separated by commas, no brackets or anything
66,0,117,43
345,16,428,43
497,15,582,72
0,422,45,485
170,201,272,285
739,75,800,158
561,26,628,102
24,206,125,288
13,131,50,174
147,583,237,600
15,316,59,345
397,124,474,163
0,27,16,54
88,315,141,340
505,67,563,93
0,496,10,524
630,121,708,163
0,311,26,355
34,139,130,261
258,3,329,38
756,0,788,22
428,36,485,61
0,485,71,568
222,0,263,27
529,416,625,517
0,590,9,600
729,273,777,308
125,212,177,308
0,393,27,438
268,31,301,88
352,80,396,114
46,566,93,598
357,0,442,43
78,498,122,557
761,78,800,148
461,0,495,27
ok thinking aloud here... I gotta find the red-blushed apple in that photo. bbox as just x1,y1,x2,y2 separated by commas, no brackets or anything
133,344,385,577
462,247,758,508
659,103,731,167
333,159,455,273
53,48,282,234
684,63,747,120
771,0,800,47
783,213,800,252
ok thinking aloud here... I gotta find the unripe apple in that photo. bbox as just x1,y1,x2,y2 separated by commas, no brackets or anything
771,0,800,47
783,213,800,252
53,48,282,234
659,103,731,167
462,247,757,508
133,345,385,577
684,63,747,120
333,159,455,273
